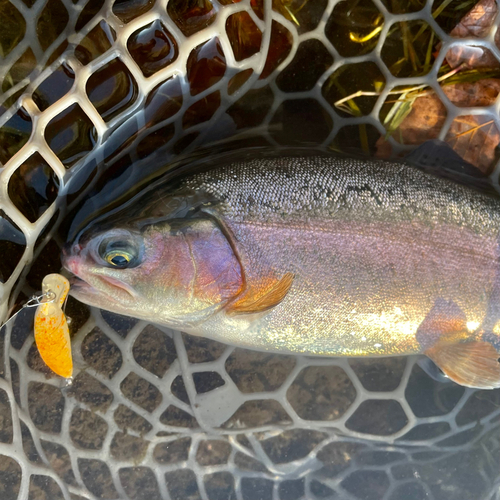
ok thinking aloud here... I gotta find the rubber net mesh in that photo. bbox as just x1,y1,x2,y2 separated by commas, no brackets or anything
0,0,500,499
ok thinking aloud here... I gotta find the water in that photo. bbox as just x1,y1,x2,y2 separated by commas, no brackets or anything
0,0,500,499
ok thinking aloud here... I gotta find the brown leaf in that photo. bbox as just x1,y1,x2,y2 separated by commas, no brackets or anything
442,78,500,107
449,0,497,38
380,93,447,147
445,114,500,173
376,80,500,172
444,0,500,69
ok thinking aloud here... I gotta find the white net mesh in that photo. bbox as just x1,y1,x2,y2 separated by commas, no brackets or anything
1,0,500,498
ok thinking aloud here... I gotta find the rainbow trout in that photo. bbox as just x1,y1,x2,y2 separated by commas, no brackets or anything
63,150,500,389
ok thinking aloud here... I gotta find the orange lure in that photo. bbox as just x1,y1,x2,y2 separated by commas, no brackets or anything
34,274,72,378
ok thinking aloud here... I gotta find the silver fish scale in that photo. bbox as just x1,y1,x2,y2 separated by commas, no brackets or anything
183,155,500,235
0,0,500,500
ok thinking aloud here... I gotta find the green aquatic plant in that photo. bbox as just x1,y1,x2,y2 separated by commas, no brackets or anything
325,0,492,149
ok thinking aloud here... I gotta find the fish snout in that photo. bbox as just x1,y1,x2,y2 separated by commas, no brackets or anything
62,256,81,276
61,243,83,275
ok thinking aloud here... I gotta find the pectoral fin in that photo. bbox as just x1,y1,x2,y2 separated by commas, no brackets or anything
226,272,294,315
425,341,500,389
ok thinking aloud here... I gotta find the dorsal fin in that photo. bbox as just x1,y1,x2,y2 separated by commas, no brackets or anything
226,272,294,315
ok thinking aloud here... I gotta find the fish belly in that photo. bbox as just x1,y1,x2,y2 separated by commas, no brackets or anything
214,218,499,357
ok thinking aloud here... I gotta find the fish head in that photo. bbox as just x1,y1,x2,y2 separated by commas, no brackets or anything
62,217,243,328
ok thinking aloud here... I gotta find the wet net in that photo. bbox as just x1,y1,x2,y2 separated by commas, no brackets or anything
0,0,500,499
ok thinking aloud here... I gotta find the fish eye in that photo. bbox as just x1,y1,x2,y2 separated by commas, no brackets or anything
98,234,142,269
105,251,133,268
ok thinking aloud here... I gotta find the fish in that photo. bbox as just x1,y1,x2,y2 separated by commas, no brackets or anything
62,147,500,389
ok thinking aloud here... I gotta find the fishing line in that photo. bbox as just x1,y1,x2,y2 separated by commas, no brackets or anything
0,290,57,330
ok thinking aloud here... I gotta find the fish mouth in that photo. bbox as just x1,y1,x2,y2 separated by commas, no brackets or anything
69,275,137,304
97,274,138,301
69,276,100,296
